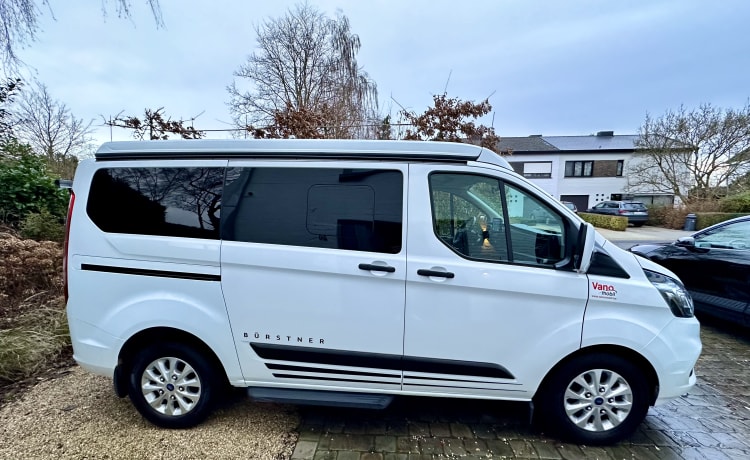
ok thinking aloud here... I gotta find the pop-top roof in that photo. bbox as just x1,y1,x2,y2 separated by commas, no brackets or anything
94,139,511,169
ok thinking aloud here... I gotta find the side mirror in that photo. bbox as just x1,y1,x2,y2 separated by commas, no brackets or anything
675,237,695,248
574,222,596,273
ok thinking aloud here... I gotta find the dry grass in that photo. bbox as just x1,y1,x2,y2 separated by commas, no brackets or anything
0,294,70,385
0,230,70,389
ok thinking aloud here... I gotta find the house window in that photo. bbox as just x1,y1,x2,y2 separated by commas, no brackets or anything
522,162,552,178
616,160,624,176
564,161,593,177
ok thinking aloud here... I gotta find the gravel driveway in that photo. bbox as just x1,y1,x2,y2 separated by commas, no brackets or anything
0,367,299,459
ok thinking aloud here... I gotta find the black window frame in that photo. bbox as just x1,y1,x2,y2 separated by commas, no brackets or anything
564,160,594,177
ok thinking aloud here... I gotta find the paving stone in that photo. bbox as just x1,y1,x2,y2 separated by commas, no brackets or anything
418,437,444,455
442,437,469,457
449,422,474,438
429,422,451,437
337,452,361,460
531,440,562,459
298,425,325,441
464,438,490,456
293,440,319,460
483,439,512,456
313,451,337,460
711,431,750,450
407,422,430,437
361,454,383,460
382,454,407,460
328,434,375,451
509,439,537,458
677,446,732,460
374,435,397,453
396,436,419,453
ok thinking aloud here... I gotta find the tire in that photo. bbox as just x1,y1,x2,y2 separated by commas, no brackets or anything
632,222,645,227
127,342,218,428
535,354,650,445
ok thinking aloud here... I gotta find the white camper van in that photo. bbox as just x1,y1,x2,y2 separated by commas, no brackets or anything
64,139,701,444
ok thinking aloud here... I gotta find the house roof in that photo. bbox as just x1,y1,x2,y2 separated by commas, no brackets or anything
498,132,640,155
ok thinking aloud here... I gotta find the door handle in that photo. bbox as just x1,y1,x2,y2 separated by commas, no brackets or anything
417,269,455,279
358,263,396,273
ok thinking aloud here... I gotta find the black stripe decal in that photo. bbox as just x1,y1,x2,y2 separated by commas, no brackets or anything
266,363,400,379
272,374,400,385
403,382,525,392
404,375,521,386
81,263,220,282
251,343,514,380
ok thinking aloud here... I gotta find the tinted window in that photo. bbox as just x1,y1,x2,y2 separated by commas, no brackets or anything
695,220,750,249
87,167,224,239
222,167,403,253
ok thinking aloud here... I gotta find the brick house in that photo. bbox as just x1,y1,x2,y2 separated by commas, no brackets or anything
497,131,676,212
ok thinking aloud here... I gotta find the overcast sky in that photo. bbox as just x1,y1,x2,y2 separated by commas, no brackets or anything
16,0,750,146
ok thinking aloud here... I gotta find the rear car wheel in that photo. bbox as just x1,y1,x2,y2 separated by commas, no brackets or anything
127,342,217,428
535,354,649,445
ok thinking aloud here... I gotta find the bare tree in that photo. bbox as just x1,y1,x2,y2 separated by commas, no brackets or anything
13,81,92,177
104,107,204,140
399,93,502,153
627,103,750,204
227,3,378,139
0,76,20,144
0,0,162,71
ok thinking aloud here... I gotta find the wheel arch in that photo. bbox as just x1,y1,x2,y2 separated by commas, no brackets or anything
535,345,660,406
113,327,230,398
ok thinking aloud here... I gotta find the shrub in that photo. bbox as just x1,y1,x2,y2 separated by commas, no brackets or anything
646,206,689,229
0,233,63,312
20,209,65,242
719,191,750,213
695,212,750,230
0,141,69,227
578,212,628,231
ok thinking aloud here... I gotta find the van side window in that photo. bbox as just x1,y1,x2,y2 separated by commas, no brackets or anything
429,173,565,266
87,167,224,239
222,167,403,253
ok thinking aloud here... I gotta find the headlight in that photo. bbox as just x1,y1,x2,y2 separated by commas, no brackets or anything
644,269,695,318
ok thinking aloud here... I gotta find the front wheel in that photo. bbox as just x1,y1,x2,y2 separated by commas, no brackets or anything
535,354,650,445
127,342,217,428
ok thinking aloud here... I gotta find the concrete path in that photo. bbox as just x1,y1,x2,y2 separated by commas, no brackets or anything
596,225,693,242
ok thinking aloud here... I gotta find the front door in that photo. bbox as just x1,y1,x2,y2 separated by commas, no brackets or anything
403,164,589,400
220,162,407,391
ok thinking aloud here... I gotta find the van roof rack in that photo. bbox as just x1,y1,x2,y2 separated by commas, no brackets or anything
94,139,511,169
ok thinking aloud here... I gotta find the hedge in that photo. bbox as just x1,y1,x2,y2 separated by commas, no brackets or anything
578,212,628,231
694,212,750,230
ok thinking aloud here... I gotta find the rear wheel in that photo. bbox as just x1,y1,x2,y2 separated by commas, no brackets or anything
535,354,649,445
127,342,217,428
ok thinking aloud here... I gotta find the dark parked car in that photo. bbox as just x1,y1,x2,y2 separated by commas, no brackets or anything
561,201,578,213
629,216,750,326
586,200,648,226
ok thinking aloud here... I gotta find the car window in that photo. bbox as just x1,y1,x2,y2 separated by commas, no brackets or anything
694,220,750,250
429,173,565,266
623,202,646,210
222,167,404,253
